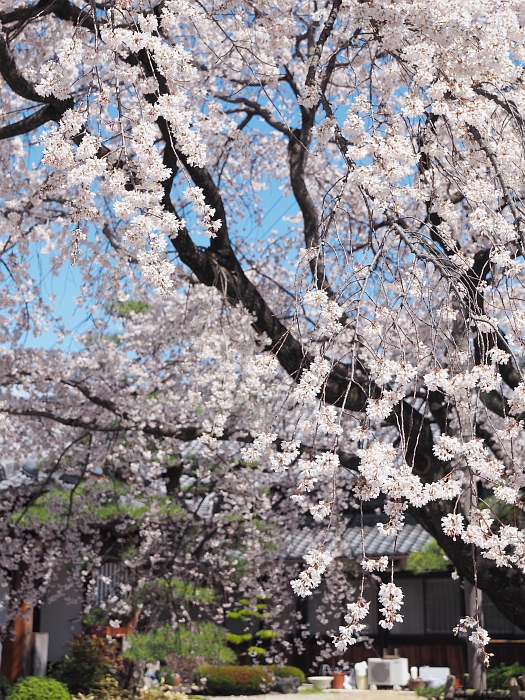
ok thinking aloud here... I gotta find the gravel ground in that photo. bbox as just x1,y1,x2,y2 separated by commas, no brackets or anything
204,691,416,700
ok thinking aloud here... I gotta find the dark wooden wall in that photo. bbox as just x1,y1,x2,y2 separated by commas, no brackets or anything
488,641,525,667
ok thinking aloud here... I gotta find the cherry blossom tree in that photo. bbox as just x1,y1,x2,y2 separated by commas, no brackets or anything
2,0,525,687
0,291,361,679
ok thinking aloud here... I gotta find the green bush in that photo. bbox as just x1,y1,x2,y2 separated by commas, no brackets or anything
406,540,449,575
267,666,306,684
415,685,444,698
487,663,525,690
226,633,252,645
1,674,12,700
255,630,278,640
226,609,263,620
7,677,70,700
247,646,266,656
50,635,115,695
90,676,129,699
195,664,274,695
156,667,174,685
124,622,236,665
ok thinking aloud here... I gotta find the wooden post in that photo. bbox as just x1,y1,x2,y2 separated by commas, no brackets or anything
0,604,34,682
509,677,520,700
445,675,456,699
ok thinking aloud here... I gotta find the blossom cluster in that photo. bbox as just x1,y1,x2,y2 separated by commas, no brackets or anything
332,598,370,652
454,617,493,667
290,549,333,598
378,582,404,630
303,289,344,336
442,511,525,572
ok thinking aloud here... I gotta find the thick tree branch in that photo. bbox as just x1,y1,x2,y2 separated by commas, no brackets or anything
216,95,292,136
476,421,513,471
305,0,343,88
469,124,525,253
0,30,74,138
0,104,67,140
410,498,525,631
3,402,361,472
472,85,525,130
0,0,96,32
0,33,56,105
134,52,372,409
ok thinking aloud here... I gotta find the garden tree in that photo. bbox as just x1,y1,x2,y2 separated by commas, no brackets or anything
0,292,360,675
2,0,525,686
0,297,280,637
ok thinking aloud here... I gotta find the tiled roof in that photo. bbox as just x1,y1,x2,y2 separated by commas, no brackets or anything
285,520,433,560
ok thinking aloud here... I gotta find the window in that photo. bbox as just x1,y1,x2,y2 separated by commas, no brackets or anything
389,576,462,636
391,578,424,635
483,596,523,636
95,561,128,605
425,578,462,634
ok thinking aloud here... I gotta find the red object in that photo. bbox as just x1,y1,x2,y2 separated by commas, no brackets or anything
331,672,346,689
104,626,127,637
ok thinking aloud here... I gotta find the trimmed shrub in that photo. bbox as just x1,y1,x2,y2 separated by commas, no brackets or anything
267,666,305,685
487,663,525,690
226,633,252,645
254,630,278,641
7,677,70,700
247,646,266,656
195,664,273,695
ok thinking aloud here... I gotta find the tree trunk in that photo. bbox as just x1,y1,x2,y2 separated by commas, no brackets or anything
464,582,486,691
0,603,33,682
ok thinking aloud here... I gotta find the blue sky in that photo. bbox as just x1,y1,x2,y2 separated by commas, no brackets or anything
22,175,297,351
